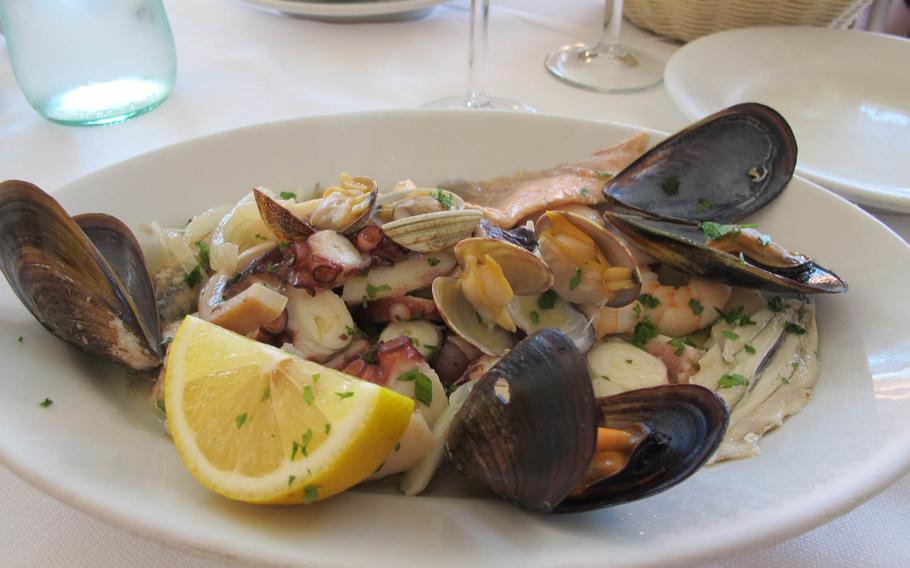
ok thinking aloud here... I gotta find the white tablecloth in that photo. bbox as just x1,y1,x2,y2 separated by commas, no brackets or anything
1,1,908,566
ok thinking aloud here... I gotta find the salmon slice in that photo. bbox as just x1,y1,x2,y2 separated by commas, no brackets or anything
442,133,649,228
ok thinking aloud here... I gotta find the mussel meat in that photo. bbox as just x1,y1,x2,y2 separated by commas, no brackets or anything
445,329,728,513
0,181,162,370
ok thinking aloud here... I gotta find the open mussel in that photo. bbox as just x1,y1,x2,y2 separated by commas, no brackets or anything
445,329,728,513
604,212,847,294
0,180,162,370
601,103,797,223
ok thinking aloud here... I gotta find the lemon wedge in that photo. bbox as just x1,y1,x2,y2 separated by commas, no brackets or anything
165,316,414,504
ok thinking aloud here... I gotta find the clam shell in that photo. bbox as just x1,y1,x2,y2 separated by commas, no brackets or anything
445,330,597,512
253,188,314,242
382,209,483,253
0,181,161,370
535,211,641,306
431,276,513,356
454,237,553,295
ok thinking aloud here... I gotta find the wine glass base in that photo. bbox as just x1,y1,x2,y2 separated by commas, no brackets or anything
422,94,535,112
545,42,663,94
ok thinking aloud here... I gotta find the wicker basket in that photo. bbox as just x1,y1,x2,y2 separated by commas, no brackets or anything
624,0,873,42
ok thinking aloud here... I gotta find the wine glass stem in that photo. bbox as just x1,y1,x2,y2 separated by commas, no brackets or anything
466,0,491,108
599,0,623,50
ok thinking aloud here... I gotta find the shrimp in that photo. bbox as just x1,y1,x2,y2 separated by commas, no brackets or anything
587,269,732,338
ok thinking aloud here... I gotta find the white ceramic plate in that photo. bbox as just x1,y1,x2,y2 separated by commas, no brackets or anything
2,111,910,568
234,0,446,21
665,26,910,213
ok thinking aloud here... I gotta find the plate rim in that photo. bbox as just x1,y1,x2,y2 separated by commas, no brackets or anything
664,25,910,214
3,108,910,567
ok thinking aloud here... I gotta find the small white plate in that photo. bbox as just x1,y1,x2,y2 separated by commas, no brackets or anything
235,0,447,21
665,26,910,213
2,111,910,568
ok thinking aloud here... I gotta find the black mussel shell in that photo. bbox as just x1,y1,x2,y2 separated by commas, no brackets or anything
557,384,729,512
474,218,537,252
445,329,597,513
602,103,797,223
75,213,162,351
604,211,848,294
0,180,161,370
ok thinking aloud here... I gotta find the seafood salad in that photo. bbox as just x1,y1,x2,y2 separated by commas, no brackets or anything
0,104,846,513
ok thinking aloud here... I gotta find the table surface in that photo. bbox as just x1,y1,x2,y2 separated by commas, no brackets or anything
1,1,908,566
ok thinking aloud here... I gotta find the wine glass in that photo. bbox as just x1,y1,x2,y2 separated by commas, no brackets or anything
424,0,533,110
545,0,662,93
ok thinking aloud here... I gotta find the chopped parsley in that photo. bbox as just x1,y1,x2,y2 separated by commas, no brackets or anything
414,374,433,406
288,475,296,487
312,373,321,383
792,361,801,369
529,310,540,325
537,290,557,310
717,305,756,326
717,373,749,389
625,359,633,364
345,325,365,339
638,293,661,309
362,283,392,308
397,369,433,406
266,262,279,274
688,298,704,315
362,351,378,365
632,320,658,347
17,336,23,343
782,376,791,384
300,429,313,456
39,398,53,408
335,391,354,399
324,423,332,435
744,344,756,354
302,484,319,505
722,330,740,341
261,387,271,402
255,233,268,241
394,442,401,452
668,337,686,356
195,240,210,269
235,413,248,429
660,174,681,196
569,268,583,290
767,296,786,312
434,189,454,210
784,322,807,335
696,198,716,213
279,191,297,200
699,221,759,241
579,187,590,197
303,385,315,405
600,375,612,381
156,398,166,414
633,302,642,318
595,170,614,179
184,265,203,287
427,256,440,267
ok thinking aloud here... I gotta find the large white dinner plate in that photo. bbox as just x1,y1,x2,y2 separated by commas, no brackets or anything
2,111,910,567
234,0,446,21
664,26,910,213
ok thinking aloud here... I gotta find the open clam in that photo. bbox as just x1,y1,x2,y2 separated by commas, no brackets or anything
432,237,553,355
445,329,728,513
375,188,483,253
254,174,379,242
601,103,797,223
0,181,162,370
535,210,641,306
